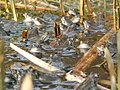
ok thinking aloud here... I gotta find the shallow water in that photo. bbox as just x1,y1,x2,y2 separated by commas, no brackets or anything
0,0,116,89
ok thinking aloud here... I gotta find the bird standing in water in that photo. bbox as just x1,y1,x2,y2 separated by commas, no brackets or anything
77,41,90,54
77,41,90,49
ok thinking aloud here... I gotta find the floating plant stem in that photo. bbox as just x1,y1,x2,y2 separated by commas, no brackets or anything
5,0,9,12
54,22,61,38
0,39,5,90
57,24,61,35
104,47,116,90
80,0,84,24
113,0,117,32
54,22,58,37
11,0,17,21
117,29,120,90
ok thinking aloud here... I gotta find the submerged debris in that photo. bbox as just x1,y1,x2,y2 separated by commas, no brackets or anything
74,73,99,90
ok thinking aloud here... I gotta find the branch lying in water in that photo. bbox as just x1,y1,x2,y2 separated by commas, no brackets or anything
65,29,114,90
0,1,59,11
10,43,62,73
10,43,110,90
73,29,114,73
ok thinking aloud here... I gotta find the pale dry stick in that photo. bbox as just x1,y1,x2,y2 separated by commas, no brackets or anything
40,2,59,9
117,29,120,90
104,47,117,90
97,85,110,90
0,1,58,11
21,73,33,90
116,7,120,90
80,0,84,24
10,43,62,72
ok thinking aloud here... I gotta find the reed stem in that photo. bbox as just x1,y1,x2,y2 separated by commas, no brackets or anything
85,0,93,16
117,29,120,90
116,0,120,29
11,0,17,21
59,0,65,16
0,39,5,90
80,0,84,24
113,0,117,32
104,0,107,18
0,8,2,16
5,0,9,12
